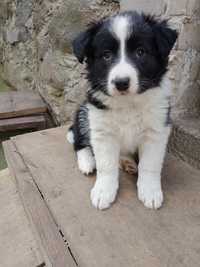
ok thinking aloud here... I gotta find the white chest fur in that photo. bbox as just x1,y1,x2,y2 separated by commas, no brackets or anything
88,86,170,155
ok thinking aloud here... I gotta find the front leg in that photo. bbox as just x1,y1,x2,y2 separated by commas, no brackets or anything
137,128,170,209
90,135,120,210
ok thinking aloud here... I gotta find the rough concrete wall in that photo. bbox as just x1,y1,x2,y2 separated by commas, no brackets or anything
2,0,36,92
121,0,200,119
1,0,119,124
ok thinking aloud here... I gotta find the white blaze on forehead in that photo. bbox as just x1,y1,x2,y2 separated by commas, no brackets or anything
108,15,139,95
111,15,130,62
111,15,130,42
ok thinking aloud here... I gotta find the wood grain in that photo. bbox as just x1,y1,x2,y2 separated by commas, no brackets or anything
0,91,47,119
0,115,46,132
0,168,44,267
3,140,77,267
7,126,200,267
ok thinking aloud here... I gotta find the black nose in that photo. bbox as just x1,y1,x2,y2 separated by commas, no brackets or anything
114,77,130,91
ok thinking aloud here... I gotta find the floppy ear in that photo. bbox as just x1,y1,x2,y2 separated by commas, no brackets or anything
153,21,178,59
72,21,102,64
72,31,91,63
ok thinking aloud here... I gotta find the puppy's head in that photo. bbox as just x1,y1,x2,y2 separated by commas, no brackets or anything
73,12,178,97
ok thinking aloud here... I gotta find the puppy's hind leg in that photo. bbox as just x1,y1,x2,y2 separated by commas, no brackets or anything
120,156,138,175
77,147,96,175
66,126,75,144
67,104,95,175
67,128,95,174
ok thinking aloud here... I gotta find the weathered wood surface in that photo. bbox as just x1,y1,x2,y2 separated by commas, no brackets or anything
0,169,44,267
0,115,46,132
3,141,77,267
4,126,200,267
0,91,47,119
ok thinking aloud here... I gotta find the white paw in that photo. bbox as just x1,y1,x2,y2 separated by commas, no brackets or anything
66,130,74,144
77,147,96,175
90,178,118,210
137,181,163,209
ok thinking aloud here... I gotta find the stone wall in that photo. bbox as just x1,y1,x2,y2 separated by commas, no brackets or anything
0,0,119,124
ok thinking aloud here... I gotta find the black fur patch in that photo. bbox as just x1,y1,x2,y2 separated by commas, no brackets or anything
86,29,119,95
72,103,90,151
87,94,108,110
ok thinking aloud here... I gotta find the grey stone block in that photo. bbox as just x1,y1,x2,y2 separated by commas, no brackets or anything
121,0,165,15
166,0,187,16
15,0,34,27
6,29,20,44
169,117,200,170
178,19,200,51
186,0,200,16
48,1,91,54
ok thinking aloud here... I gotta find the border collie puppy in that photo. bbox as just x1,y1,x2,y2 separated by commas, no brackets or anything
67,11,177,210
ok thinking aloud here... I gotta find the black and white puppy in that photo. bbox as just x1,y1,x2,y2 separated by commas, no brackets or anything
67,11,177,210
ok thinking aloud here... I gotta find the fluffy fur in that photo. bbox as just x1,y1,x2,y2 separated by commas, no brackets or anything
67,11,177,210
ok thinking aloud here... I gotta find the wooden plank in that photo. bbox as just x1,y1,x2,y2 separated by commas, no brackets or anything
3,140,77,267
0,168,44,267
0,115,46,132
8,126,200,267
0,91,47,119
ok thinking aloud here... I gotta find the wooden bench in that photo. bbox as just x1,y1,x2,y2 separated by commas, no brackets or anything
3,126,200,266
0,169,45,267
0,91,48,132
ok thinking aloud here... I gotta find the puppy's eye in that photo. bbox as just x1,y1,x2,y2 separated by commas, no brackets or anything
136,47,145,58
102,51,112,61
